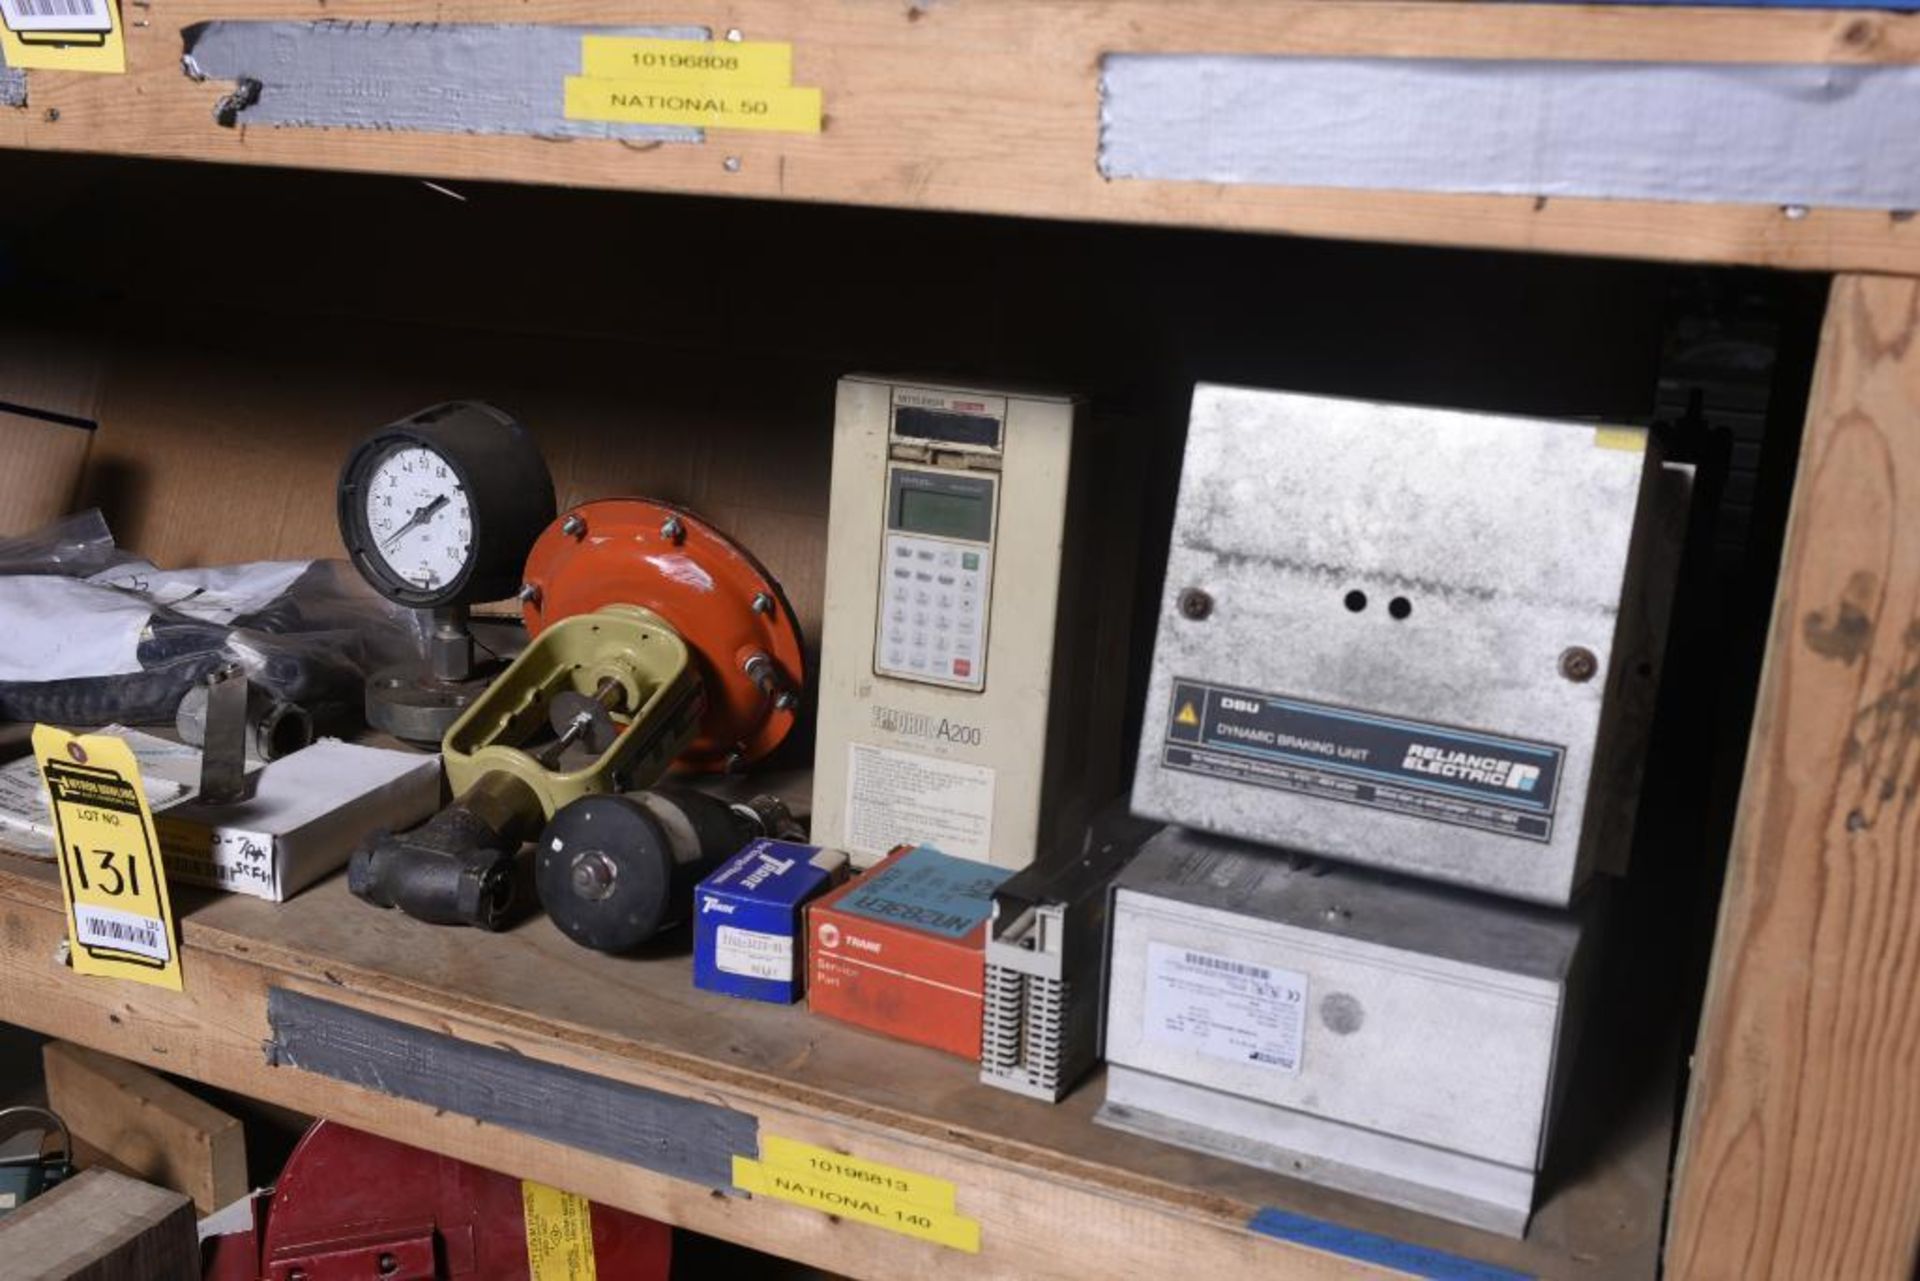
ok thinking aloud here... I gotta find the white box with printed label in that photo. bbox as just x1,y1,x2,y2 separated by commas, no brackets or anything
155,739,441,902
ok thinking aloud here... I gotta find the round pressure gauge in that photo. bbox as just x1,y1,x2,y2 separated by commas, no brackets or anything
338,402,556,609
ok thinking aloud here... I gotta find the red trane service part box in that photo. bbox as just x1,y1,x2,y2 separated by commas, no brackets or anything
805,844,1012,1059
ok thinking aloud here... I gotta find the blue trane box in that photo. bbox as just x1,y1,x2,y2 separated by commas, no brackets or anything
694,840,850,1003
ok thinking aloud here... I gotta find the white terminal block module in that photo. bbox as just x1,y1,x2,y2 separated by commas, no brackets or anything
811,377,1136,869
1099,826,1597,1237
1131,385,1687,905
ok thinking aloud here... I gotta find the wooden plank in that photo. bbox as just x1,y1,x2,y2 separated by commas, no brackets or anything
2,1,1919,272
0,1168,197,1281
0,852,1666,1280
1666,274,1920,1279
43,1040,248,1216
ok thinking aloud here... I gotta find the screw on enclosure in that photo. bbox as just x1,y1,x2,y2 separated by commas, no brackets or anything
751,592,775,615
1559,646,1599,682
561,514,586,538
517,583,541,605
722,156,742,173
660,515,686,543
1177,588,1213,621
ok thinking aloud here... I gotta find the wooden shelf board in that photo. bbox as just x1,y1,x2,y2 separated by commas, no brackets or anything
0,848,1667,1279
1,2,1918,273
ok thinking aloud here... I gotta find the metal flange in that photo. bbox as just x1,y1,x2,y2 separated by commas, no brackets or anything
519,499,806,771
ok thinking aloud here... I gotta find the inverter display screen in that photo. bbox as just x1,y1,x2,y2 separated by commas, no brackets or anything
896,486,992,542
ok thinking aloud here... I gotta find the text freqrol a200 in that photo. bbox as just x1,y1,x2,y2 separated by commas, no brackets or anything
810,377,1137,870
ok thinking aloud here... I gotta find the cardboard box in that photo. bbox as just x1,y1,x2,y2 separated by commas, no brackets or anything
0,409,93,537
0,322,104,538
693,839,849,1004
806,845,1011,1059
155,740,441,902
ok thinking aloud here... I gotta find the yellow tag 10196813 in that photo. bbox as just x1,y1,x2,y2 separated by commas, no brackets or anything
33,725,183,991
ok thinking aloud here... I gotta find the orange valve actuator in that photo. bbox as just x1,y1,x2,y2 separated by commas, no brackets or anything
519,499,805,771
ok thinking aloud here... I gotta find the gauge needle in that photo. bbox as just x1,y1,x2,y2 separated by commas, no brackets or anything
380,494,449,550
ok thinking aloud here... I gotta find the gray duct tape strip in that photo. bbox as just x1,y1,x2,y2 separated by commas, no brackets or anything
183,20,706,142
266,988,758,1187
0,66,25,109
1100,56,1920,211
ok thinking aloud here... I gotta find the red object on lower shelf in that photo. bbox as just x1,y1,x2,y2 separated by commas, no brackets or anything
201,1120,671,1280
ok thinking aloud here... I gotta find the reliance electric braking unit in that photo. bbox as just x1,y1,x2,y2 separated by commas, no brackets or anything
1131,385,1685,905
811,377,1135,869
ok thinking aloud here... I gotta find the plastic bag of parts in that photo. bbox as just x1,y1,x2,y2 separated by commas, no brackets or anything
0,510,417,729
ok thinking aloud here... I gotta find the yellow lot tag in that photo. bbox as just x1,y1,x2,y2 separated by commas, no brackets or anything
0,0,125,74
733,1136,981,1253
580,37,792,87
522,1181,597,1281
564,77,821,134
33,726,182,991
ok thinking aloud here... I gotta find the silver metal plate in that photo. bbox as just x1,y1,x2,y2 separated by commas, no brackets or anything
1131,385,1661,904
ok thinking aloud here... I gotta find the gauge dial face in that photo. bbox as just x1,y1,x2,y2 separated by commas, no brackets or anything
363,445,475,592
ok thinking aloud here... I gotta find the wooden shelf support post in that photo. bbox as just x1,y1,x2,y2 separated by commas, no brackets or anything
1667,273,1920,1280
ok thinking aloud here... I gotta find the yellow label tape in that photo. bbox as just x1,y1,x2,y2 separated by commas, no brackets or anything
522,1181,598,1281
734,1156,981,1253
758,1134,957,1211
563,77,822,134
34,726,182,991
0,0,124,74
1591,426,1648,452
580,37,792,87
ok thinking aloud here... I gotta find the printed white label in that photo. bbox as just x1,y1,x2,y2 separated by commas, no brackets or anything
0,0,112,33
1144,941,1307,1075
844,742,994,863
72,902,170,964
715,925,793,982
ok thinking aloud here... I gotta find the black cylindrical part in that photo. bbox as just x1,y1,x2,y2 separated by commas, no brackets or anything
535,786,762,953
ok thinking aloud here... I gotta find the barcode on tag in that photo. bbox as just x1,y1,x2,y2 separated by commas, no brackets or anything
1184,950,1271,981
74,903,169,964
0,0,112,34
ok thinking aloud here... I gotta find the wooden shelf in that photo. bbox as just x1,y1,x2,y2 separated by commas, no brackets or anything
0,847,1668,1279
3,1,1919,273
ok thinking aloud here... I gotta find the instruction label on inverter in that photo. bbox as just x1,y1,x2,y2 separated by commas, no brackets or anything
1145,942,1307,1075
1162,680,1563,842
845,743,994,863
